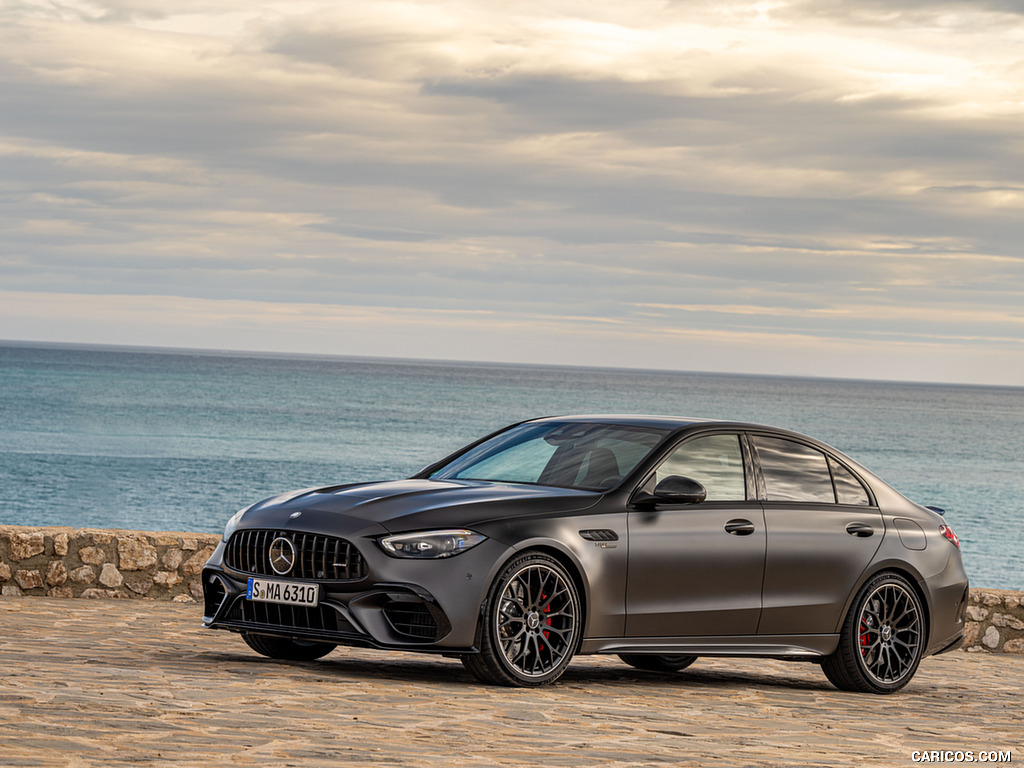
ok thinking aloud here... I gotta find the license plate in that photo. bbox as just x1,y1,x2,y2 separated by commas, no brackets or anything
246,577,319,607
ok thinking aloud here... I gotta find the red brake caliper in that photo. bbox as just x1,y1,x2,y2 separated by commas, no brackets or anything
859,619,869,653
542,593,550,650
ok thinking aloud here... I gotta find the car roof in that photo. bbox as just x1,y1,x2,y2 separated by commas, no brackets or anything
528,414,828,441
530,414,734,430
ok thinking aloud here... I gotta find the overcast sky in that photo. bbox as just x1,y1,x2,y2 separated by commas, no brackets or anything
1,0,1022,385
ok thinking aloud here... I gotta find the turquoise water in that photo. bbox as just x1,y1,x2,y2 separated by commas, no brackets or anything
1,341,1020,589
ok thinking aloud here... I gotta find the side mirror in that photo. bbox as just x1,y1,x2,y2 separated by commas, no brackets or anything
653,475,707,505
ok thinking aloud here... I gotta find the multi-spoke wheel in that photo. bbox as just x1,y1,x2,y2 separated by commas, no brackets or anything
462,552,582,686
242,633,336,661
618,654,697,673
822,572,925,694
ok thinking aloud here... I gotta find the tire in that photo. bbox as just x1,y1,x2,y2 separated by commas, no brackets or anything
821,572,925,694
461,552,582,687
241,632,337,661
618,654,697,673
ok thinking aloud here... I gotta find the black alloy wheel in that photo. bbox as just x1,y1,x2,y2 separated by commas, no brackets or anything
242,632,337,661
462,552,582,687
618,654,698,673
822,572,925,694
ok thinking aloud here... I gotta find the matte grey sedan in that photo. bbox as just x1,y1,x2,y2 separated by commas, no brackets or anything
202,415,968,693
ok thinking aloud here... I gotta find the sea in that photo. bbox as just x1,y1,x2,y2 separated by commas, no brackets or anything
1,341,1020,590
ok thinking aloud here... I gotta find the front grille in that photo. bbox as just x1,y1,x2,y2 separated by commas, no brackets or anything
225,529,367,581
227,598,353,634
383,600,439,640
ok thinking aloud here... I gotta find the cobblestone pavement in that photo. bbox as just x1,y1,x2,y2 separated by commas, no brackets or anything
1,599,1021,768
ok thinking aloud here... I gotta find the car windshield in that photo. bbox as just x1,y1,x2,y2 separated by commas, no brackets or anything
430,421,668,490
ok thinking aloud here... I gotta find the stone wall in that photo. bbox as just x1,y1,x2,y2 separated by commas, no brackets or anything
963,589,1024,654
1,525,1022,653
0,525,219,602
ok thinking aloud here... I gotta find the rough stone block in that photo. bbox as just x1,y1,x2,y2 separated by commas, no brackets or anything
182,547,214,576
1004,638,1024,653
2,585,25,596
46,561,68,587
48,586,74,598
117,537,159,571
126,578,154,596
53,533,70,556
8,532,45,561
81,588,129,599
161,548,184,571
965,605,989,622
172,594,195,603
78,546,106,566
982,626,1000,649
69,566,96,584
14,570,44,590
963,621,980,647
99,563,124,588
981,592,1003,607
188,579,203,599
153,571,181,587
990,613,1024,630
0,562,10,581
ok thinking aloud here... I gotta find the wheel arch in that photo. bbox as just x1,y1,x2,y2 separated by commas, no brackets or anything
836,562,931,641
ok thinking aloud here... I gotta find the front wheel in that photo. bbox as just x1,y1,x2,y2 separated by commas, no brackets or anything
821,572,925,694
241,633,337,661
461,552,582,687
618,654,697,673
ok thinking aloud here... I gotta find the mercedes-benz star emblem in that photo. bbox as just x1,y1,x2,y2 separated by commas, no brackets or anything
268,536,296,575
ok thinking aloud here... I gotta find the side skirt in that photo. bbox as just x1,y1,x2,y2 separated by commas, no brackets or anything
579,634,839,658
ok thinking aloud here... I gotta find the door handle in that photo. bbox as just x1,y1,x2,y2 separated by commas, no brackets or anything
725,519,756,536
846,522,875,538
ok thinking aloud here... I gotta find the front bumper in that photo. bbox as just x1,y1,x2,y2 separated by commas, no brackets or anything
202,534,508,653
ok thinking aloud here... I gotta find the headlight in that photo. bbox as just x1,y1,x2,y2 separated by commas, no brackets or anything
379,529,486,559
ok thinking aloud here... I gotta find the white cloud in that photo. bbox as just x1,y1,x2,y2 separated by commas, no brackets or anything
1,0,1022,384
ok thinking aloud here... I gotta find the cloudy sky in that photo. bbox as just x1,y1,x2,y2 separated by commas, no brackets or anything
1,0,1022,385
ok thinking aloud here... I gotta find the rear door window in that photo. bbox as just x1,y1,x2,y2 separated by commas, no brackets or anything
753,436,834,503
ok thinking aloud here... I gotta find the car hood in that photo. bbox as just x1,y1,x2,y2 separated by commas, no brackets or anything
235,479,601,539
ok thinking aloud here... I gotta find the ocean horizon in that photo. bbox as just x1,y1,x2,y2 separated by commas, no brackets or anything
1,340,1020,590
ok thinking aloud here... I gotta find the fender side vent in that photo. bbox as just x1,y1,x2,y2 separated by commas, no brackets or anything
579,529,619,542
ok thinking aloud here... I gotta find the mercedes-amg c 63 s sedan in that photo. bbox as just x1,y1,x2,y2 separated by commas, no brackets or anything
202,415,968,693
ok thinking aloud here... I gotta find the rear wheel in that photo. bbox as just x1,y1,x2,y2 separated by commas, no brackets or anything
822,572,925,694
618,654,697,673
462,552,582,687
241,633,337,661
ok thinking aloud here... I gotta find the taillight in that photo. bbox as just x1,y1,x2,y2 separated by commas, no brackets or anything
940,524,960,550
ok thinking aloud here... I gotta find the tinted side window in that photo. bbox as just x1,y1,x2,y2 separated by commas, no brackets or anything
829,457,870,506
753,436,834,503
653,434,746,501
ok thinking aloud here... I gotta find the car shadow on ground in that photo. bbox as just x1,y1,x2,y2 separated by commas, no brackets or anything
192,647,837,693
